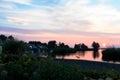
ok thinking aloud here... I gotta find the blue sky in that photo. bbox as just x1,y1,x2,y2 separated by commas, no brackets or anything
0,0,120,47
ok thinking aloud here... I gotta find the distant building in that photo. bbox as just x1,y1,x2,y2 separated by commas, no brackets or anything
28,41,48,56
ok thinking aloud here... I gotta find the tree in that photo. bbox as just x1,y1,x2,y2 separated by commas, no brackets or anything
74,44,81,50
92,41,100,51
48,40,57,50
59,42,69,48
2,39,27,55
8,35,14,40
0,34,7,42
81,43,88,50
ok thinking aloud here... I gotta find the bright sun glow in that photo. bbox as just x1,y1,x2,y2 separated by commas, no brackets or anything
102,43,106,47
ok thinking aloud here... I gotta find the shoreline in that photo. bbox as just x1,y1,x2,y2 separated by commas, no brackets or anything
54,58,120,73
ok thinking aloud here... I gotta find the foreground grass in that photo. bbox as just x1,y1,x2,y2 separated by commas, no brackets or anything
0,54,120,80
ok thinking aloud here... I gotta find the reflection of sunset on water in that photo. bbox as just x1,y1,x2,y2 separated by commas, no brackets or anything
56,50,103,62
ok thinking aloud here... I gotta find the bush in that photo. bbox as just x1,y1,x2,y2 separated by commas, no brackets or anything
49,48,76,57
38,59,83,80
2,40,27,55
102,48,120,61
0,54,120,80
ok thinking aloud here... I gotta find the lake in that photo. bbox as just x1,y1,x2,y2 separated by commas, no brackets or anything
55,50,120,64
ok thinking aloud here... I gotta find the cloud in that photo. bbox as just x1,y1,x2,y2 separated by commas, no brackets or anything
4,0,31,5
0,0,120,47
85,4,120,33
1,26,120,37
1,0,120,35
1,26,120,47
98,0,112,3
6,16,29,25
0,2,15,9
56,0,120,33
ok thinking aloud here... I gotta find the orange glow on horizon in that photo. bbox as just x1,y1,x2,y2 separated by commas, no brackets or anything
102,43,106,48
19,35,119,48
2,31,119,48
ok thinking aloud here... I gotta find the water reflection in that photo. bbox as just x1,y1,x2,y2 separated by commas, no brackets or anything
56,50,102,62
93,51,99,59
55,50,120,64
74,51,85,58
79,51,85,57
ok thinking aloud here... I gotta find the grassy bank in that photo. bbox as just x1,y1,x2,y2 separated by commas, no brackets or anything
0,54,120,80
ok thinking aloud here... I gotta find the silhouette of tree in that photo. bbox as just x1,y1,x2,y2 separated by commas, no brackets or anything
48,40,57,50
8,35,14,40
74,43,88,51
92,41,100,51
29,41,42,46
0,34,7,42
59,42,69,48
93,51,99,59
81,43,88,50
59,42,65,48
2,39,27,55
74,44,81,50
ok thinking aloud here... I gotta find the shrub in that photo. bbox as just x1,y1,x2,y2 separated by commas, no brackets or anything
0,54,120,80
2,40,27,55
38,59,84,80
102,48,120,61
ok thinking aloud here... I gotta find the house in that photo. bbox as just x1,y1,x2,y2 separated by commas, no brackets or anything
28,41,48,56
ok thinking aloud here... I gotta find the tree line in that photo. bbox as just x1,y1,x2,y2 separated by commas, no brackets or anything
0,34,100,55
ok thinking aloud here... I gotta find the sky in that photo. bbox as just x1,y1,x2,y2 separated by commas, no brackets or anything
0,0,120,47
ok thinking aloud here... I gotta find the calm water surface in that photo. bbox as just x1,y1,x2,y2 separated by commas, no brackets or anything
56,50,120,64
56,50,102,61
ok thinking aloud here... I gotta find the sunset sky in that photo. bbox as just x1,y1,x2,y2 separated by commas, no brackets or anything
0,0,120,47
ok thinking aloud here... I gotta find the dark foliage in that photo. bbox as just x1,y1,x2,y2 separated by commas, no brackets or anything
2,40,27,55
8,35,14,40
92,41,100,51
0,55,120,80
102,48,120,61
48,40,57,50
0,34,7,42
74,43,88,51
51,48,76,57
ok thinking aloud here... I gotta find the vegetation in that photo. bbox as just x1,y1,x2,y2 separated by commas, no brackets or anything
74,43,88,51
0,34,28,56
0,34,120,80
0,54,120,80
0,34,14,43
92,41,100,51
49,48,76,58
2,39,27,55
0,55,83,80
47,41,77,57
0,34,7,43
102,48,120,61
